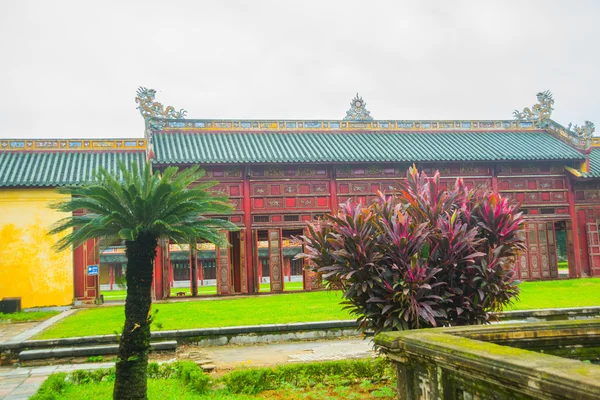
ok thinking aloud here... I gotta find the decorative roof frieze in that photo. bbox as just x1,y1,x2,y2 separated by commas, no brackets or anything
155,118,539,132
0,139,146,151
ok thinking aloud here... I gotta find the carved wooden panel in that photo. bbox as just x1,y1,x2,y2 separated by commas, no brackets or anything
335,164,409,178
516,222,558,280
498,177,568,205
239,229,248,293
268,228,284,292
197,167,243,180
216,233,232,294
421,163,491,176
586,221,600,277
250,166,329,178
498,162,564,174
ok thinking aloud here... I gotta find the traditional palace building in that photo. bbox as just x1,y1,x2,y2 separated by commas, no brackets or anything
1,89,599,307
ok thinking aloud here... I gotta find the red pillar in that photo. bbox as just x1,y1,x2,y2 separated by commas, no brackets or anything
109,264,114,291
567,176,582,278
154,244,164,300
190,244,198,297
491,164,499,193
330,166,338,214
243,168,255,293
286,257,291,282
198,259,204,286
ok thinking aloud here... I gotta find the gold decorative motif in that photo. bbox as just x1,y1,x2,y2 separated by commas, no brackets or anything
135,87,187,120
513,90,553,128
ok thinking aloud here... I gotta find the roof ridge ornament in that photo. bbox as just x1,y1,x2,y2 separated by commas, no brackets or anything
135,87,187,120
567,121,595,141
343,93,373,121
513,90,554,128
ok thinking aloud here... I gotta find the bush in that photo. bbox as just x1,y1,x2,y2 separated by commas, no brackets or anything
30,373,68,400
300,167,525,334
32,362,210,399
223,358,390,394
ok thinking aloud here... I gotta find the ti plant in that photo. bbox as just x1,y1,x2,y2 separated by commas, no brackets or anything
299,167,525,334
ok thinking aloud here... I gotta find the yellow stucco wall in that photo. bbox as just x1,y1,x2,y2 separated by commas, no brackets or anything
0,189,72,308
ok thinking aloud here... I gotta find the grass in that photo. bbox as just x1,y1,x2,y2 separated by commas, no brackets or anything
36,278,600,339
32,359,395,400
102,282,304,301
36,291,350,339
0,311,59,324
506,278,600,310
558,261,569,271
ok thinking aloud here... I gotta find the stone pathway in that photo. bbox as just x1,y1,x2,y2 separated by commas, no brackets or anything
0,324,38,346
201,338,374,368
1,310,77,346
0,338,374,398
0,362,114,399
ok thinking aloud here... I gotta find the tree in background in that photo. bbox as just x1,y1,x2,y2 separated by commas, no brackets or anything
50,162,237,400
300,167,525,334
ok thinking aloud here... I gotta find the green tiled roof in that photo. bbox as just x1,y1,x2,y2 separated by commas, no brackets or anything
0,151,146,187
153,131,585,164
581,148,600,178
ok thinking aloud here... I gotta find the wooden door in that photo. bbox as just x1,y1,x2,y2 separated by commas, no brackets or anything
252,229,260,292
216,232,232,294
586,221,600,276
268,228,284,292
518,222,558,280
239,229,248,293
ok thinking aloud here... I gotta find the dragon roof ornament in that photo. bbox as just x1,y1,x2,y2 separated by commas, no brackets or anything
135,87,187,120
514,90,595,149
343,93,373,121
567,121,595,141
513,90,554,128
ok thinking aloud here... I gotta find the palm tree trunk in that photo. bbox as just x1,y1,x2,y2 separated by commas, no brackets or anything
113,233,157,400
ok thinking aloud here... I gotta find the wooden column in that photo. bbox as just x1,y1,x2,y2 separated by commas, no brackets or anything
109,264,114,291
330,166,339,214
268,228,284,292
153,243,164,300
302,226,312,290
190,243,198,297
566,176,583,277
243,168,255,293
198,259,204,286
491,164,499,192
286,257,291,282
239,229,248,293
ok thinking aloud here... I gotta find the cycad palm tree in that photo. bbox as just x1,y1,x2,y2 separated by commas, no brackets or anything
50,161,238,400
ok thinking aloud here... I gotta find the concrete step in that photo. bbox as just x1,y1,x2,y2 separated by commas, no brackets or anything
19,340,177,361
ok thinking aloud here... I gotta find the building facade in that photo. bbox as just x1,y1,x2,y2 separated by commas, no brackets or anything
0,89,598,306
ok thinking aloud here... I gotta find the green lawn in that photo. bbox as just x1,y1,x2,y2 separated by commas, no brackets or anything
506,278,600,310
37,278,600,339
0,311,59,324
37,291,350,339
102,282,304,301
558,261,569,271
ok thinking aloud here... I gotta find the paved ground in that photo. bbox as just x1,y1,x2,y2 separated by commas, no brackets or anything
0,362,114,399
0,324,38,346
0,310,77,347
201,338,374,368
0,338,373,399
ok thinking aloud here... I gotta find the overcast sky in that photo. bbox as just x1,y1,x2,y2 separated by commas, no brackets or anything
0,1,598,139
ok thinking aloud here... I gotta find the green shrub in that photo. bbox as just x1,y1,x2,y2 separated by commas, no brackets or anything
223,358,391,394
174,361,211,394
30,373,68,400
